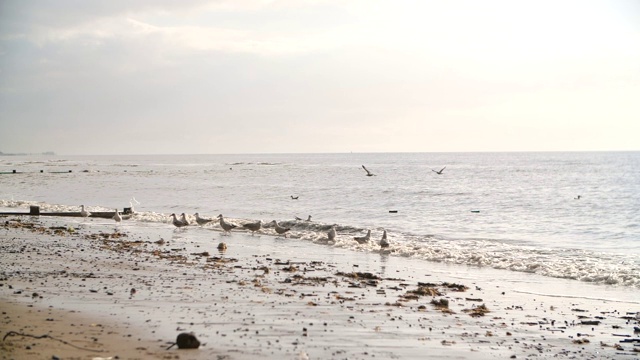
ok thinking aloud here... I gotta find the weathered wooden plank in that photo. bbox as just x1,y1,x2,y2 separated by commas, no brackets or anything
0,206,132,219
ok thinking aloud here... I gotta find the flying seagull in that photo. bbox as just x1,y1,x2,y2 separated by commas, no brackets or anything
362,165,376,176
432,166,446,175
129,197,140,213
291,195,299,200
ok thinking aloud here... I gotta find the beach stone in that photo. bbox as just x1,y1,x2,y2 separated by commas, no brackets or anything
176,332,200,349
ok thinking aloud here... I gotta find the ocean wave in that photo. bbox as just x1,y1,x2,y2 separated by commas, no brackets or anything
2,199,639,289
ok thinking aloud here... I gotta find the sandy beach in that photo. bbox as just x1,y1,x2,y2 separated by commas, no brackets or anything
1,216,639,359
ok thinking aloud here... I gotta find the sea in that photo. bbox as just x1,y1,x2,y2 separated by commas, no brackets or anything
1,152,639,290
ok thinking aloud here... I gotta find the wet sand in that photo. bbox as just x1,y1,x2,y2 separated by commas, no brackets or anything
1,216,639,359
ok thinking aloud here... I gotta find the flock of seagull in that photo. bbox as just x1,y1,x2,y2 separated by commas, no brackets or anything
80,204,122,224
77,165,424,248
166,211,390,249
362,164,447,176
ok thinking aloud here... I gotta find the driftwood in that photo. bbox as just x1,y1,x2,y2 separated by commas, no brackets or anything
2,331,103,352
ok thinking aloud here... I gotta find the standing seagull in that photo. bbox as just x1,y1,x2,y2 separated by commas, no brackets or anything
113,209,122,224
432,166,446,175
217,214,237,235
362,165,376,176
80,205,91,220
327,226,337,241
354,230,371,244
379,230,390,249
170,213,188,229
194,213,214,226
270,220,291,237
180,213,190,226
243,220,262,235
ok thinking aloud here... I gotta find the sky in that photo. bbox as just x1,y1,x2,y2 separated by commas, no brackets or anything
0,0,639,155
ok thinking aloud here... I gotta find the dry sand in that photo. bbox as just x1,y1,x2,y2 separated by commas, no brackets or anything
1,216,639,359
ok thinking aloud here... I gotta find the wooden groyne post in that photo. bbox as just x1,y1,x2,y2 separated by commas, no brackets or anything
1,206,131,219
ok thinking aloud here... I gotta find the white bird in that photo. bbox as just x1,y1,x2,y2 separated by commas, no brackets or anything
113,209,122,224
217,214,237,235
170,213,187,228
80,205,91,220
243,220,262,235
432,166,446,175
180,213,190,226
129,197,140,213
270,220,291,237
194,213,214,226
379,230,389,248
327,226,337,241
362,165,376,176
354,230,371,244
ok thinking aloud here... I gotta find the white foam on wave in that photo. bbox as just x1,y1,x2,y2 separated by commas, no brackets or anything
2,199,639,288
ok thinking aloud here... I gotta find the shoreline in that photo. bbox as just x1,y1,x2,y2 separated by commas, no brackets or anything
1,216,639,359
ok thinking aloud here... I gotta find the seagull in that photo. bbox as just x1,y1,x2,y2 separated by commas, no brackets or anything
170,213,188,228
379,230,389,248
306,215,312,222
295,216,303,221
242,220,262,235
180,213,190,226
129,197,140,213
113,209,122,224
432,166,446,175
291,195,299,200
80,205,91,220
354,230,371,244
217,214,237,235
327,226,337,241
362,165,376,176
194,213,214,226
574,195,582,200
270,220,291,237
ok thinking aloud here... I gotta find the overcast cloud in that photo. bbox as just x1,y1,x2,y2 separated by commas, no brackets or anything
1,0,639,155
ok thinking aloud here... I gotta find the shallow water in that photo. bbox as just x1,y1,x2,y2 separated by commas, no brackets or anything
1,151,639,288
